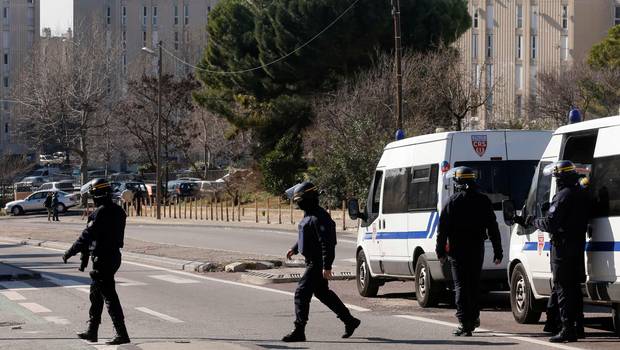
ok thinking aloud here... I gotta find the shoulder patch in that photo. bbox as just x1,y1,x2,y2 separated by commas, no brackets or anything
549,205,556,213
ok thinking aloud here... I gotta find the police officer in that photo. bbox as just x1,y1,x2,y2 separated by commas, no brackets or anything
436,167,503,336
62,178,130,345
282,182,361,342
530,161,589,343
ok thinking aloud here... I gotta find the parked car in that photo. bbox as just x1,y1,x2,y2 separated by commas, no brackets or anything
112,181,148,202
4,190,80,215
168,181,200,200
197,180,224,201
16,176,47,189
39,180,78,193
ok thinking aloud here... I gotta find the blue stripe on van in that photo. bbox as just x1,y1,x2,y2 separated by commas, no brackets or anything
522,241,620,252
363,212,436,240
427,212,440,239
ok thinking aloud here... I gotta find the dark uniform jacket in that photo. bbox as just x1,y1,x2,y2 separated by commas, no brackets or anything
436,189,503,260
291,207,337,270
534,184,589,283
66,201,126,259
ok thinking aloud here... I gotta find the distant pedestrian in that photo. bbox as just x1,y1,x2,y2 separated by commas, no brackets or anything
436,167,503,336
281,182,361,342
52,192,60,221
44,192,53,221
134,188,143,216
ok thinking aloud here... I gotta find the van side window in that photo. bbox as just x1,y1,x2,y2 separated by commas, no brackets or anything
383,168,410,214
590,155,620,217
363,171,383,226
408,164,439,211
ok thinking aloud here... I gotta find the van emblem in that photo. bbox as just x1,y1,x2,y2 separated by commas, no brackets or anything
471,135,488,157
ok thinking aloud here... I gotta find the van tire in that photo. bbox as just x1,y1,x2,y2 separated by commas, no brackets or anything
510,263,542,324
415,254,439,308
356,250,379,297
613,303,620,337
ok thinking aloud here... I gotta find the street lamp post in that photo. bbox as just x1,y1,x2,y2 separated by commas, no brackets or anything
142,41,163,220
391,0,403,131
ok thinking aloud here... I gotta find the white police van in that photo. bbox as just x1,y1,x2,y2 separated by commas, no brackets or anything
504,116,620,334
348,130,552,307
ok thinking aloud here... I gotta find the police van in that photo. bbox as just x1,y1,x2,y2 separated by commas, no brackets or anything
503,116,620,333
347,130,552,307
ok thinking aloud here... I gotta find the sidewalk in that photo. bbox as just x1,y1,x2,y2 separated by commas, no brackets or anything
0,261,41,281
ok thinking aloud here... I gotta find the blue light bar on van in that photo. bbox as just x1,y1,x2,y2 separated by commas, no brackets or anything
395,128,405,141
569,108,582,124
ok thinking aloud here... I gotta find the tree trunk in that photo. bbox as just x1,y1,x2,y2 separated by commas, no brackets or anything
79,133,89,207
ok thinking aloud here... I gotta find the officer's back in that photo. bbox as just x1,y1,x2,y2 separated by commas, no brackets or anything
548,185,589,258
87,201,126,256
298,206,336,264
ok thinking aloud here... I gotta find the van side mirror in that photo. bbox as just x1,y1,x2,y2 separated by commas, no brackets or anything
502,200,516,226
348,198,366,221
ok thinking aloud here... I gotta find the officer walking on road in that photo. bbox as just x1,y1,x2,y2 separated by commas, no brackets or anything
529,161,589,343
62,178,131,345
436,167,503,336
282,181,361,342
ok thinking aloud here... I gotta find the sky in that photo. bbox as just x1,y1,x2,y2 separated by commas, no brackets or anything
40,0,73,36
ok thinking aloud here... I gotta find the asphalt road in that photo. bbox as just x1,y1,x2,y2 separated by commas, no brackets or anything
0,213,358,265
1,243,619,350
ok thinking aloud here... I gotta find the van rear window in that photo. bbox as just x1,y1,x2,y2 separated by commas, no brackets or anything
591,155,620,217
454,160,538,210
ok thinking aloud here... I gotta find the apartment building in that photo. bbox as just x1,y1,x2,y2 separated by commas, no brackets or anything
0,0,39,155
458,0,620,128
73,0,219,81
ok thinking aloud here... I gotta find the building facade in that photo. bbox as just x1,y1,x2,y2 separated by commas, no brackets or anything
457,0,620,128
0,0,39,155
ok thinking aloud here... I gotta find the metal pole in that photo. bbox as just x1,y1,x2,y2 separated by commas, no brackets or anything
155,41,163,220
392,0,403,129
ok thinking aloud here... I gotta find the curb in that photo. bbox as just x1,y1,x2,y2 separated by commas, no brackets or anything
240,269,355,285
0,236,216,273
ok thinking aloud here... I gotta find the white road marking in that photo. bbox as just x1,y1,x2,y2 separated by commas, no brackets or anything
0,281,38,291
44,316,71,325
92,345,118,350
116,277,146,287
149,274,200,284
395,315,584,350
340,258,356,263
77,287,91,294
19,302,51,313
42,274,89,288
135,307,184,323
0,290,26,301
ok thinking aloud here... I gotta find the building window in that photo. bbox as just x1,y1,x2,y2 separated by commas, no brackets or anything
2,7,8,20
486,4,493,30
27,7,34,22
473,64,481,88
562,5,568,30
516,35,523,59
184,5,189,25
473,8,479,28
516,64,523,91
472,33,478,59
531,35,537,60
3,77,8,88
174,5,179,25
142,31,147,47
3,53,7,65
531,5,538,31
615,6,620,25
143,6,148,26
3,101,8,110
530,65,538,95
122,6,127,26
516,4,523,29
486,34,493,58
561,35,569,61
4,123,8,134
152,7,158,26
122,54,127,75
515,95,522,118
106,6,111,25
174,31,179,50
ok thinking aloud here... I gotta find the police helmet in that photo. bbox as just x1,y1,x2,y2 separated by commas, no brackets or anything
285,181,319,203
542,160,578,179
81,178,113,199
451,166,477,185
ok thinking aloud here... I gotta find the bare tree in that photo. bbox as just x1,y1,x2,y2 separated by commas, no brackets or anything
12,22,120,186
0,156,33,202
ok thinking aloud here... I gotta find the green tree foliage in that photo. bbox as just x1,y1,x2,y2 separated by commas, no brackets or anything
588,25,620,69
260,133,307,194
196,0,471,194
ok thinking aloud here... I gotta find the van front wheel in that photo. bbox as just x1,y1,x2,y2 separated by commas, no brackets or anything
356,250,379,297
510,263,542,324
415,254,439,307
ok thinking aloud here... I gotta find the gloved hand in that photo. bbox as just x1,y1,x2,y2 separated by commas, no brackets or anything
62,251,71,264
513,215,533,228
493,253,503,265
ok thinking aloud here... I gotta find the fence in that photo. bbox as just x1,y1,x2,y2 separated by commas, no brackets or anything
119,196,359,231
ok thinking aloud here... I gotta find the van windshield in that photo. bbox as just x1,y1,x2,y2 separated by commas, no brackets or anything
454,160,539,210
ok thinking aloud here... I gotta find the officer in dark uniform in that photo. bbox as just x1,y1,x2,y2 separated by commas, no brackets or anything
530,161,589,343
436,167,503,336
62,178,130,345
281,182,361,342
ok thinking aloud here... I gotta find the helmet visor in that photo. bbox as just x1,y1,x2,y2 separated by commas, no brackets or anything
285,183,300,201
542,163,556,177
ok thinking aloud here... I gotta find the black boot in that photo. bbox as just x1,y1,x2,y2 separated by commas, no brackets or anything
342,317,361,338
453,323,472,337
77,321,99,342
575,323,585,339
549,327,577,343
106,321,130,345
543,321,561,334
282,323,306,342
